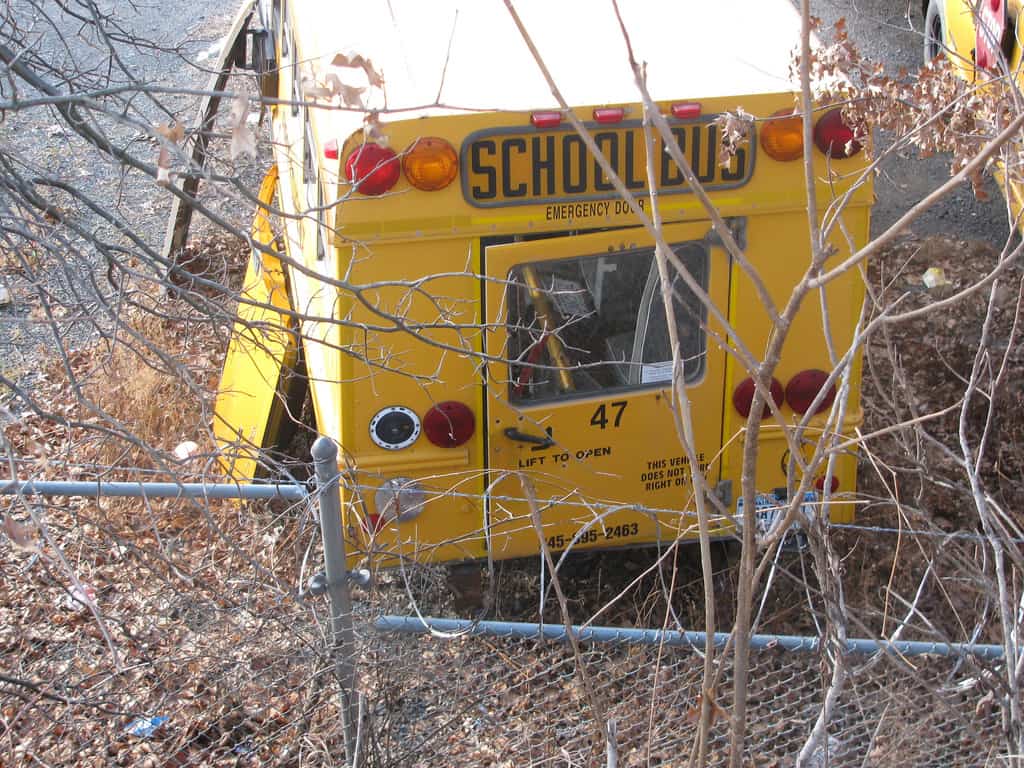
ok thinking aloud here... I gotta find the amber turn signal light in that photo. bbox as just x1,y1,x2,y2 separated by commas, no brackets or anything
760,108,804,162
403,137,459,191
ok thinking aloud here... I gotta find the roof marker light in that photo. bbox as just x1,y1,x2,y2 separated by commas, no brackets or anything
531,111,562,129
593,107,625,124
671,102,702,119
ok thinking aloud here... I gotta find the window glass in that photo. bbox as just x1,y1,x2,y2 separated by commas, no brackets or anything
288,25,299,116
300,111,324,260
302,112,316,189
506,242,707,403
275,1,287,57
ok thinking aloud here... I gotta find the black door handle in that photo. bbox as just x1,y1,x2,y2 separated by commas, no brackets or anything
502,427,555,448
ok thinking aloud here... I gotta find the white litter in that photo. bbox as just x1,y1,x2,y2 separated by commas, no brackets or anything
195,39,224,63
922,267,950,289
173,440,200,460
63,582,97,612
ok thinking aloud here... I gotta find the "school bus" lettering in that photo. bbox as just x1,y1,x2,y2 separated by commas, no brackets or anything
461,121,753,207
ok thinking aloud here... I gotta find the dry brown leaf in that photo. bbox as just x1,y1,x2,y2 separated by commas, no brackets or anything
3,513,40,552
684,690,728,726
63,582,97,612
229,95,256,160
330,52,385,89
302,82,333,101
155,122,185,143
325,73,366,108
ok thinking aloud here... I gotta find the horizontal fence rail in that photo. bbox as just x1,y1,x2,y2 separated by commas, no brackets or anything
0,479,308,501
376,615,1006,659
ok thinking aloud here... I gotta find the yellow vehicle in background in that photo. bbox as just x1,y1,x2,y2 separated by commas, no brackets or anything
212,0,872,570
924,0,1021,74
924,0,1024,222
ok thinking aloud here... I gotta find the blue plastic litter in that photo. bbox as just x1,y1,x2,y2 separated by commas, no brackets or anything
125,716,168,738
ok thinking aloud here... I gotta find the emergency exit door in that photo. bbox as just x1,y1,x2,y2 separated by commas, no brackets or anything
484,221,730,559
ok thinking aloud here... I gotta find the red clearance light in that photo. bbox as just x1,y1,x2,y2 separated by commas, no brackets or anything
323,138,339,160
815,475,840,494
785,369,837,415
531,111,562,129
593,107,625,124
344,143,401,196
423,401,475,448
732,376,784,419
813,109,863,159
671,102,702,119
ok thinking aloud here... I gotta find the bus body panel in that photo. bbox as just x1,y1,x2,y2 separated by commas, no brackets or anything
214,167,300,480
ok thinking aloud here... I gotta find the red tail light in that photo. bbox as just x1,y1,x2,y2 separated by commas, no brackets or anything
813,110,862,159
975,0,1005,70
815,475,840,494
323,138,339,160
423,401,475,448
785,369,836,415
344,143,400,196
732,376,784,419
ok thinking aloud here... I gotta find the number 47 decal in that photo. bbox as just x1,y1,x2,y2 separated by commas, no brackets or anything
590,401,627,429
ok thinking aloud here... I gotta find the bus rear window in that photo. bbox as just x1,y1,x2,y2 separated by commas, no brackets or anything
507,243,707,403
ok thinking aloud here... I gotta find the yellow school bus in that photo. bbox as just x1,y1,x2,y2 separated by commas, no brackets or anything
213,0,872,569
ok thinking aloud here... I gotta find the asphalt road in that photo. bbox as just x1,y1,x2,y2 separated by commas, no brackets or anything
0,2,253,375
810,0,1012,244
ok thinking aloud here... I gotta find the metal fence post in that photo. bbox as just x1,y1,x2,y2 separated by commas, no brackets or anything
311,436,359,766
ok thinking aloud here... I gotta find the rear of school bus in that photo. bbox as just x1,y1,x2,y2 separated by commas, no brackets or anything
214,0,872,569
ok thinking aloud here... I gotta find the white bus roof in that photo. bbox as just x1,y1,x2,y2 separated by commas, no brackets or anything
292,0,805,121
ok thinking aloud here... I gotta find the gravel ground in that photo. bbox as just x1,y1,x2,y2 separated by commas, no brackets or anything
0,0,240,382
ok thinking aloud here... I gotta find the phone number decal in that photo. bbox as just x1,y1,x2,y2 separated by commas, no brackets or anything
545,522,639,550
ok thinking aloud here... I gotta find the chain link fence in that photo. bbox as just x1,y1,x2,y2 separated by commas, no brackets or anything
366,617,1006,767
0,455,1013,767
